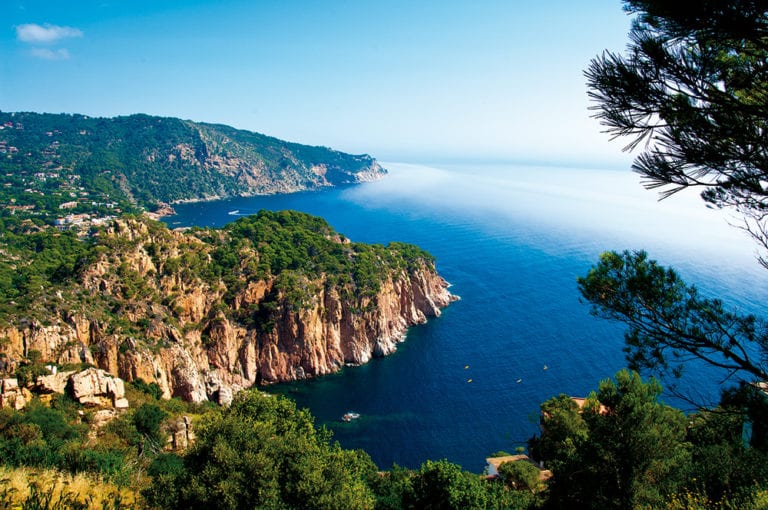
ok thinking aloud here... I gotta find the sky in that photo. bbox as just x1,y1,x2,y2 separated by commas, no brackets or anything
1,1,635,165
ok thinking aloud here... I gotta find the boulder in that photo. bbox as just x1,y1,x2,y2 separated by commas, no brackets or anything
36,370,75,394
2,378,18,392
217,386,233,407
70,368,128,408
0,378,32,410
168,415,194,451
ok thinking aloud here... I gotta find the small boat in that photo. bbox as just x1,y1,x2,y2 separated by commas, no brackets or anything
467,378,473,383
464,365,470,369
342,411,360,422
543,365,548,371
516,378,523,384
228,210,240,215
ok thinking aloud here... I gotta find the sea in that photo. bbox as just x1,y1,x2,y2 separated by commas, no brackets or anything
164,162,768,473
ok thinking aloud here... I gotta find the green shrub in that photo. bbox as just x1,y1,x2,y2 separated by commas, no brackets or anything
130,379,163,400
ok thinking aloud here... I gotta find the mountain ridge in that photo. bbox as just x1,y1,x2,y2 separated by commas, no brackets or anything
0,111,386,223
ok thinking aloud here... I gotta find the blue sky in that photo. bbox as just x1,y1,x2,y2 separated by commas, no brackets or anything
2,1,634,165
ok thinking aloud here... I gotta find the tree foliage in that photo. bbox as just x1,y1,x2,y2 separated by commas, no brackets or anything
578,250,768,384
148,391,378,510
528,395,587,474
686,384,768,504
497,460,540,494
586,1,768,265
583,0,768,403
132,403,168,453
534,370,690,509
572,2,768,504
403,459,491,510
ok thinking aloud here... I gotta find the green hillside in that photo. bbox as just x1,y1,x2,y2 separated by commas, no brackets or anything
0,112,385,227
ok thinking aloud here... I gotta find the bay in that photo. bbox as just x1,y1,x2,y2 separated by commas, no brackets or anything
164,162,768,472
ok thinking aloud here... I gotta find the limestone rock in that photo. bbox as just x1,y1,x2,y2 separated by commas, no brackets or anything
36,370,75,394
0,378,32,410
70,368,128,408
168,415,194,451
91,409,117,429
2,378,18,392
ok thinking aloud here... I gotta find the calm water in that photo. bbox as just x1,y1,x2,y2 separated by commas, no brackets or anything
165,162,768,472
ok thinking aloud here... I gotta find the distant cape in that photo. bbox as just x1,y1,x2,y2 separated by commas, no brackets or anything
0,111,387,210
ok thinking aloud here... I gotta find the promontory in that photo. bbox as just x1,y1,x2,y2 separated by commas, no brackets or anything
0,112,455,403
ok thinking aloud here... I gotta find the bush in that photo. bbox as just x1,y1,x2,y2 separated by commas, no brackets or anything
498,460,540,493
132,404,167,453
130,378,163,400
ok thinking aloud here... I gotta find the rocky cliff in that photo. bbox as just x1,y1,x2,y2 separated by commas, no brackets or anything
0,214,456,403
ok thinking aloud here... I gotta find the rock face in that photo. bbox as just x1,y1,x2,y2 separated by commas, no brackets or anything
36,370,74,394
0,379,32,410
70,368,128,408
0,217,457,404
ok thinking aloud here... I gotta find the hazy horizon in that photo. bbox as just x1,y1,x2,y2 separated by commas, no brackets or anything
3,1,634,166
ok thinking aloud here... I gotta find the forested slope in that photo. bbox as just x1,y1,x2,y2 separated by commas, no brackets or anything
0,111,385,224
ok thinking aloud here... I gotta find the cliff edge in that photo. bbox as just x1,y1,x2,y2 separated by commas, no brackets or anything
0,213,456,403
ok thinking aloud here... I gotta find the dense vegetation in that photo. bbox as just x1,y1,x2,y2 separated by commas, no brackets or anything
0,386,542,510
530,370,768,509
0,226,95,323
0,111,384,226
2,369,767,509
0,209,434,348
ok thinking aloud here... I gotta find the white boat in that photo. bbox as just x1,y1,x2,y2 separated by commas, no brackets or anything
228,210,239,215
342,411,360,422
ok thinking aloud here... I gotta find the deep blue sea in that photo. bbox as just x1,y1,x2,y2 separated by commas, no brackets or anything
164,162,768,472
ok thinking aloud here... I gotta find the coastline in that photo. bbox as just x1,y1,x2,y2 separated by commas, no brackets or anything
143,203,177,220
146,187,338,220
150,170,389,219
155,161,766,471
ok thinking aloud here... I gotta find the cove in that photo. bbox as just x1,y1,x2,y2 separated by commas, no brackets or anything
164,162,768,472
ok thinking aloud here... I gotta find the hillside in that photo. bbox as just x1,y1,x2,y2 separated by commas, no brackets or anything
0,211,455,401
0,112,385,227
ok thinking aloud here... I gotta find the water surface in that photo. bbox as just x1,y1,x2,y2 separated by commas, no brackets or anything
165,162,768,471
